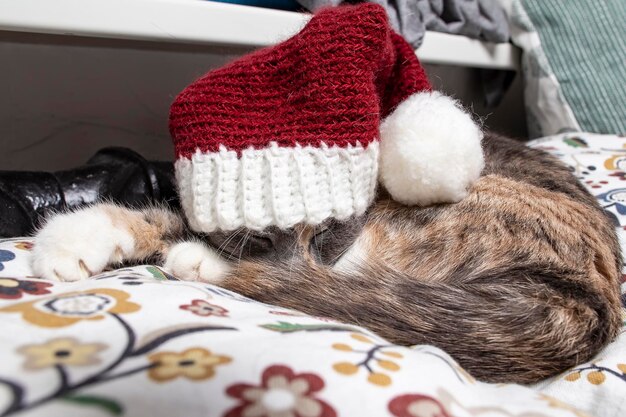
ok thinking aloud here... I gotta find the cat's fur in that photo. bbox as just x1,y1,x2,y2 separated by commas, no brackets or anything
31,134,623,384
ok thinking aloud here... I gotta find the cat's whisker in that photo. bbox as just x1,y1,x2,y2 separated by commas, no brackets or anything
215,230,242,258
235,230,250,267
289,226,306,275
313,229,320,253
329,245,351,265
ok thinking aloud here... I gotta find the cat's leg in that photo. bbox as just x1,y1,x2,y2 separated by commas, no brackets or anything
163,241,231,283
32,203,185,281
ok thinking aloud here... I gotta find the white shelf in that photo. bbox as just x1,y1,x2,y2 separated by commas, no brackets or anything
0,0,519,70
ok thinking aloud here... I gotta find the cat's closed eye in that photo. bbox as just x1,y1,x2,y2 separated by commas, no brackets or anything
309,218,365,266
205,217,365,265
205,226,307,261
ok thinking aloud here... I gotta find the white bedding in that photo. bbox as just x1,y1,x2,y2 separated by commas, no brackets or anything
0,132,624,417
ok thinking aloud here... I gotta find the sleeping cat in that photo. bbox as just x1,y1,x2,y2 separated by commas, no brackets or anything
30,133,623,384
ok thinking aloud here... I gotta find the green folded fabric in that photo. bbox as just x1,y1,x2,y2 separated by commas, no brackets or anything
522,0,626,135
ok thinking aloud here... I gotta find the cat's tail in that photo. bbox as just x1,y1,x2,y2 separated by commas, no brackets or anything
223,260,622,384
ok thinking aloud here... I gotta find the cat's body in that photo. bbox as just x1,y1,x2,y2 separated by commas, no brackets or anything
31,133,623,384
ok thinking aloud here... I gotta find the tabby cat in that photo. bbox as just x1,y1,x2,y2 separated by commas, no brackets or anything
31,133,623,384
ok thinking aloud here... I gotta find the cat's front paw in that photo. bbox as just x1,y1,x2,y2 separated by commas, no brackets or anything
164,242,231,283
32,206,135,281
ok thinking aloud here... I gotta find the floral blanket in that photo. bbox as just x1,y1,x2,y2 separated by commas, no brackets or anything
1,132,625,417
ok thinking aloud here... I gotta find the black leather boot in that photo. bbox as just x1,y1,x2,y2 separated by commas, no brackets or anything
0,148,179,238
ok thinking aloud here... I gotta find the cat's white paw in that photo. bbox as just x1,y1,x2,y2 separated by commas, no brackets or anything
31,206,135,282
164,242,231,283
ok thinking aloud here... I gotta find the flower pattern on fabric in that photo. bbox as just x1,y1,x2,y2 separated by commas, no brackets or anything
145,266,178,281
13,241,33,251
539,394,592,417
563,363,626,385
0,278,52,299
0,249,16,271
0,288,140,327
332,333,404,387
563,137,589,148
148,348,231,382
225,365,336,417
583,179,609,189
568,155,598,180
388,394,452,417
180,299,229,317
18,337,107,370
391,390,570,417
268,310,309,317
608,171,626,181
604,155,626,171
597,188,626,215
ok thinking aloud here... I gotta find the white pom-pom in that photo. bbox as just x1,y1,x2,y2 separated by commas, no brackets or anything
379,91,484,206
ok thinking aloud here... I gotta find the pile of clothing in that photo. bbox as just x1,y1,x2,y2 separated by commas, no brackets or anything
210,0,510,48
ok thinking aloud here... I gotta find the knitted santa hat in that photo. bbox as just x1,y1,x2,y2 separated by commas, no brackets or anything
169,4,483,233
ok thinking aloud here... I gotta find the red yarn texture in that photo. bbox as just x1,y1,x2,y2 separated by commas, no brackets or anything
169,3,431,158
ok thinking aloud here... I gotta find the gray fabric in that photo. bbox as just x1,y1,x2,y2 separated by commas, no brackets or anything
521,0,626,135
295,0,510,48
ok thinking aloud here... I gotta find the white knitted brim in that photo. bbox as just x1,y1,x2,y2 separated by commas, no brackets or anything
176,142,379,233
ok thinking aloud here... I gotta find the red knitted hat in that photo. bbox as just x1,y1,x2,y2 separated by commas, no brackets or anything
170,4,483,233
